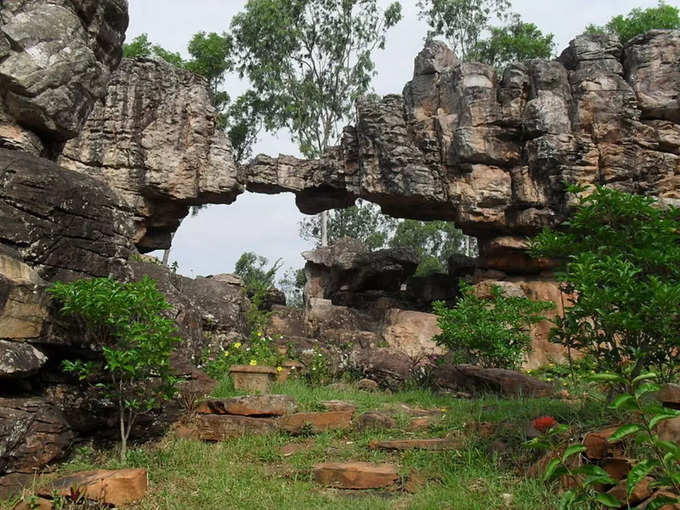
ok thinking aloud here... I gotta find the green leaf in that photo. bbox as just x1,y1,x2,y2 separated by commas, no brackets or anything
596,493,623,507
558,490,577,510
609,424,643,441
636,383,661,399
646,496,680,510
590,373,625,383
611,394,636,410
542,458,562,482
650,413,679,430
633,372,658,384
562,445,586,463
627,459,657,498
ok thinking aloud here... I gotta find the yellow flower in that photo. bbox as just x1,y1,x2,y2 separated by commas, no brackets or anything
249,359,257,366
276,366,283,372
234,342,241,349
223,351,229,357
257,332,262,337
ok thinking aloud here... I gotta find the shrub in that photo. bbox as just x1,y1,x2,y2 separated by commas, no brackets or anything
531,186,680,381
433,282,553,370
203,331,285,380
49,276,181,461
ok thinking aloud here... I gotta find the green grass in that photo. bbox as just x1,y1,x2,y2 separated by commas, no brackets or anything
3,377,618,510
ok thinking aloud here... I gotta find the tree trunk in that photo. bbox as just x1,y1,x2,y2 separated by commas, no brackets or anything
320,211,329,247
119,407,127,462
162,232,175,266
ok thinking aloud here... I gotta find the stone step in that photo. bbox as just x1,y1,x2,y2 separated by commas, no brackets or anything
39,469,147,506
196,414,279,441
198,395,298,416
369,438,462,451
319,400,357,413
280,411,353,434
313,462,398,489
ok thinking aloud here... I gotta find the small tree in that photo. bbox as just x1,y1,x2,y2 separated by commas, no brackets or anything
531,186,680,381
417,0,511,60
469,14,554,68
234,252,282,297
586,1,680,44
49,276,180,461
433,283,553,370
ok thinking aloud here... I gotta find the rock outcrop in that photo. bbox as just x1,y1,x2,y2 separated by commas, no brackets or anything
59,58,243,250
0,0,128,154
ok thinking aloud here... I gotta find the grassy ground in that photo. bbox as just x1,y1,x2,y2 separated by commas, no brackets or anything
3,377,617,510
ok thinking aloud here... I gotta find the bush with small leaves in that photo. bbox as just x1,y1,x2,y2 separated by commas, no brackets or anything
433,282,553,370
49,276,181,462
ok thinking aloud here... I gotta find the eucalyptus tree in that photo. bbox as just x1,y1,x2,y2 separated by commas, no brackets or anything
231,0,403,245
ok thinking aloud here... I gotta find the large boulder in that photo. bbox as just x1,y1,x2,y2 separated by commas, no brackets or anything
0,149,135,281
0,0,128,150
381,309,445,358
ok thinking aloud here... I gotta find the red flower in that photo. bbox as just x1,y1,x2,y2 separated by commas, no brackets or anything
533,416,558,433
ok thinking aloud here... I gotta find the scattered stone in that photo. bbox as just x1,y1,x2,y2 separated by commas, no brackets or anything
657,416,680,444
468,421,497,439
637,490,680,509
195,414,279,441
320,400,357,413
369,438,462,451
354,411,397,431
603,457,632,480
607,476,653,506
583,427,621,459
198,395,298,417
430,365,554,398
42,469,147,506
313,462,398,489
281,442,309,458
657,384,680,410
358,379,379,391
408,415,441,431
280,411,353,434
404,471,427,493
229,365,278,393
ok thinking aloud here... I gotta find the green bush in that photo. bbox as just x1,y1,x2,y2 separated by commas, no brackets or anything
531,186,680,381
49,276,181,461
433,282,553,370
203,331,285,380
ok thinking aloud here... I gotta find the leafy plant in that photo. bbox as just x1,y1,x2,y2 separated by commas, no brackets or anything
531,186,680,381
49,276,181,461
543,372,680,509
306,347,330,386
433,282,554,370
203,333,286,380
586,1,680,44
235,252,282,297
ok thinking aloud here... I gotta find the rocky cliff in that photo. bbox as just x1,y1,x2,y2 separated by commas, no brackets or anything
59,58,243,251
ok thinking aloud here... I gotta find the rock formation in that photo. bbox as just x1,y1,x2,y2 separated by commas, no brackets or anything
0,0,128,154
59,58,243,250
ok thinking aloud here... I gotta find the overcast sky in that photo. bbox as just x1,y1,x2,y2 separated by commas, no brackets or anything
127,0,664,278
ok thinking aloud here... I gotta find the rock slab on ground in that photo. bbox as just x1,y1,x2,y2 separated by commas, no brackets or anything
198,395,298,417
41,469,147,506
313,462,399,489
280,411,353,434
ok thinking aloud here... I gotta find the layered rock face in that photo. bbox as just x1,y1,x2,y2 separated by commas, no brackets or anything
0,0,128,154
247,31,680,273
60,58,244,251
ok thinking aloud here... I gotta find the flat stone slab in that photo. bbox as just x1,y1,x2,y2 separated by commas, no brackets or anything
313,462,398,489
229,364,278,374
369,438,462,451
198,395,298,416
40,469,147,506
196,414,279,441
320,400,357,413
280,411,353,434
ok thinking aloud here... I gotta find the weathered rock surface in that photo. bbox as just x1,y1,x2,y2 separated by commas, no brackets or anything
0,149,135,281
430,364,553,397
43,469,147,506
279,411,353,434
0,255,49,340
198,395,298,417
0,340,47,378
369,438,462,451
313,462,398,489
0,397,74,476
59,58,243,250
382,309,445,358
195,414,279,441
348,348,413,390
0,0,128,149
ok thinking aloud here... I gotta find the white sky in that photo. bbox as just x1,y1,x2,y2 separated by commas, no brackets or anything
127,0,665,278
